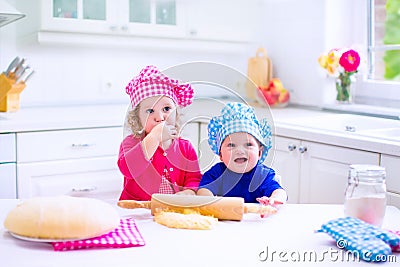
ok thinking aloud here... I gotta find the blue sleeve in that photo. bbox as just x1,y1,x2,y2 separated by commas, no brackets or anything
253,166,284,198
199,163,224,195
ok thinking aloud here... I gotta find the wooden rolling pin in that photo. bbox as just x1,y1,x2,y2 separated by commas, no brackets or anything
118,194,276,221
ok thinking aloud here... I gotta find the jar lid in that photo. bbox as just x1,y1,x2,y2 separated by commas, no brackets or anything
350,164,386,176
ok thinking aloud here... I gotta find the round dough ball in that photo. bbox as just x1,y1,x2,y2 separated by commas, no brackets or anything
4,196,120,240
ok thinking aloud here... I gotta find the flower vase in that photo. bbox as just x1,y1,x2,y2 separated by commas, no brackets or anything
335,75,355,104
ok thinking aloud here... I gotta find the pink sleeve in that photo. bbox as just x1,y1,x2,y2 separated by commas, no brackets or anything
117,135,152,179
180,140,202,189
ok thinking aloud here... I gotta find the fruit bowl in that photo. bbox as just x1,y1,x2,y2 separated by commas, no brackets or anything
256,78,290,108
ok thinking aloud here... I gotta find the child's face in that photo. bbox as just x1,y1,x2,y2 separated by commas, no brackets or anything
138,96,177,135
220,132,262,173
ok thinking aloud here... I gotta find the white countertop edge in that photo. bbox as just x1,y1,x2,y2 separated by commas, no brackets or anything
274,122,400,157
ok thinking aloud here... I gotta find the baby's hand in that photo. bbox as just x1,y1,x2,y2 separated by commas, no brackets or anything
256,196,283,218
256,196,284,206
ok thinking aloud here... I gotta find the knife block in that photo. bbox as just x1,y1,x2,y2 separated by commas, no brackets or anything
0,73,26,112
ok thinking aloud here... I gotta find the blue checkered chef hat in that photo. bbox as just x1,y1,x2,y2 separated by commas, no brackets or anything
208,102,272,163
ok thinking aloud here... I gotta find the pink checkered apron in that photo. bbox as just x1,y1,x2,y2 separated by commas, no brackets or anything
158,167,175,194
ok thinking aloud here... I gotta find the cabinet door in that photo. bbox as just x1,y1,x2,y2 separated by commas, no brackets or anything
185,0,260,42
124,0,185,38
17,156,123,201
387,192,400,209
380,154,400,194
41,0,112,33
180,121,199,156
0,133,16,163
39,0,183,37
268,136,301,203
199,122,220,173
300,141,380,204
0,164,17,198
381,154,400,209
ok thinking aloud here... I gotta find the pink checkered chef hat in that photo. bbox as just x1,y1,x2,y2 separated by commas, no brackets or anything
125,65,194,108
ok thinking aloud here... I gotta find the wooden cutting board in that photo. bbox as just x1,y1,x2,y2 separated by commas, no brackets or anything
246,47,273,101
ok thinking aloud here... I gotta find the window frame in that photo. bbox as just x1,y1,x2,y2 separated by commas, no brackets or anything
356,0,400,107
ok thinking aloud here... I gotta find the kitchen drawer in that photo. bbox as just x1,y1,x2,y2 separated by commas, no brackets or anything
17,156,123,200
17,127,122,163
0,163,17,198
0,133,16,163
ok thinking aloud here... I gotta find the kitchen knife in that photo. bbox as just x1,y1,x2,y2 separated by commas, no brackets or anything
4,56,20,76
12,58,26,78
17,69,34,84
14,64,28,81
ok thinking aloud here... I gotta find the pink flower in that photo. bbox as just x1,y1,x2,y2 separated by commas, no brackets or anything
339,50,360,73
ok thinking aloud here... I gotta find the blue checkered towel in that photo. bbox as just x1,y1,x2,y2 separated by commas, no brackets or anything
317,217,400,262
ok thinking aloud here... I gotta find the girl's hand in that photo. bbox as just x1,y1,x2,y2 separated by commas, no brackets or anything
175,189,196,196
141,121,177,160
150,121,178,144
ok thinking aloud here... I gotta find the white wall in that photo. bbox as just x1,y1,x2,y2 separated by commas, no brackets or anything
260,0,366,107
0,0,366,108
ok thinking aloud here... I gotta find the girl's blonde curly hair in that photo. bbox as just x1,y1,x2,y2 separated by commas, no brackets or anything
126,103,182,138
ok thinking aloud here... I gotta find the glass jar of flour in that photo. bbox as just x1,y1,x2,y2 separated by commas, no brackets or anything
344,164,387,227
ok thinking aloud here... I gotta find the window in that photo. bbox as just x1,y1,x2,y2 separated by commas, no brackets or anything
357,0,400,108
368,0,400,80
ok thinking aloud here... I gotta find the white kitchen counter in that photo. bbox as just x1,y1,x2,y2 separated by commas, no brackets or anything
1,102,399,156
270,108,400,156
0,200,399,267
0,104,128,132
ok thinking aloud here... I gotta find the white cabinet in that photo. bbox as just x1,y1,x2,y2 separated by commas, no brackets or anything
380,154,400,208
268,136,301,203
17,0,184,38
199,122,220,172
185,0,261,42
0,164,16,198
16,128,122,162
0,133,16,163
17,0,259,47
299,141,379,204
17,157,121,200
180,121,219,174
180,121,199,156
16,127,124,201
271,136,380,204
0,134,17,198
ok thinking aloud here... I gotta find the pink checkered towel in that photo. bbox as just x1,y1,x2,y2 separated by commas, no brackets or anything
52,218,145,251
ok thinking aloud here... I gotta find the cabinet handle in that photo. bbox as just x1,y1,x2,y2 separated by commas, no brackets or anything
288,144,297,151
71,143,93,148
71,186,97,192
121,25,128,31
298,146,307,154
109,25,118,31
